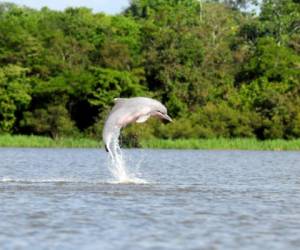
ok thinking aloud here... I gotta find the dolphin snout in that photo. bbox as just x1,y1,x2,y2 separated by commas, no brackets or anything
162,114,172,123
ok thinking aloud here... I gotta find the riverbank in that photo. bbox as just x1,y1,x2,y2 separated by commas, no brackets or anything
0,134,100,148
0,134,300,150
141,138,300,151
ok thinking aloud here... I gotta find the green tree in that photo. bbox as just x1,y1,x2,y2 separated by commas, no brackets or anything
0,1,299,140
260,0,300,45
21,102,78,138
0,65,31,133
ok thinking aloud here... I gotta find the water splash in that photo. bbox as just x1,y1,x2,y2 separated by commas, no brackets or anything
106,131,147,184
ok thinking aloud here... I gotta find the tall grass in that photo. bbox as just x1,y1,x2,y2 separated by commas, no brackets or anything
0,134,300,150
0,134,101,148
140,138,300,151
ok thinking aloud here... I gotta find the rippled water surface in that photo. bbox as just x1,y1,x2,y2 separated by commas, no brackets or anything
0,148,300,250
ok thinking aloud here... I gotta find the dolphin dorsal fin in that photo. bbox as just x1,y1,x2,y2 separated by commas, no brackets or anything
114,98,128,104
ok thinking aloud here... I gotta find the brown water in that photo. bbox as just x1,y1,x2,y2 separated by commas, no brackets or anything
0,148,300,249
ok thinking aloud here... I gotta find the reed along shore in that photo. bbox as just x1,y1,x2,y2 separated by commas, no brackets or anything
0,135,300,151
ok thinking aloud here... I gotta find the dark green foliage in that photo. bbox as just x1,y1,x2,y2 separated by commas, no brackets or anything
0,65,31,132
21,102,78,138
0,1,299,142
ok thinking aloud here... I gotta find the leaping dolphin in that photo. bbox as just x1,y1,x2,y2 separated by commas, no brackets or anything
102,97,172,152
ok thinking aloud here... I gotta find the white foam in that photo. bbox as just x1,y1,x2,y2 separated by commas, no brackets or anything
0,177,82,183
0,177,149,185
108,178,148,185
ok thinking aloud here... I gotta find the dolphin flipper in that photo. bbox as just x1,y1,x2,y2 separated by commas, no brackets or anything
136,114,150,123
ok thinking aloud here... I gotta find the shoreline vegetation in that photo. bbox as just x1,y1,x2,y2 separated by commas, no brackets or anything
0,135,300,151
0,2,300,143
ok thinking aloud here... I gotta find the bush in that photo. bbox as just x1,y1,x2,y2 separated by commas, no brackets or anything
21,103,78,138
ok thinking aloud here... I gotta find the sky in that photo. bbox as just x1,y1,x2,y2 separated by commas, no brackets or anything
6,0,130,14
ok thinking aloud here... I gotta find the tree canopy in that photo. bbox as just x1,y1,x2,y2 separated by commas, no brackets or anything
0,0,299,142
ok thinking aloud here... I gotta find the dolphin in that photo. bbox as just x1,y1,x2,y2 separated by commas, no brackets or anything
102,97,172,152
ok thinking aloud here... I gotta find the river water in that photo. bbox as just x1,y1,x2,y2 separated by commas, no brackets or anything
0,148,299,250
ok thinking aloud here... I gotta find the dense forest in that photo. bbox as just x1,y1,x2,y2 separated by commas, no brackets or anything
0,0,299,144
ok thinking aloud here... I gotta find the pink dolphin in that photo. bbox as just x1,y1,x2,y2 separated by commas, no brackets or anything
102,97,172,152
